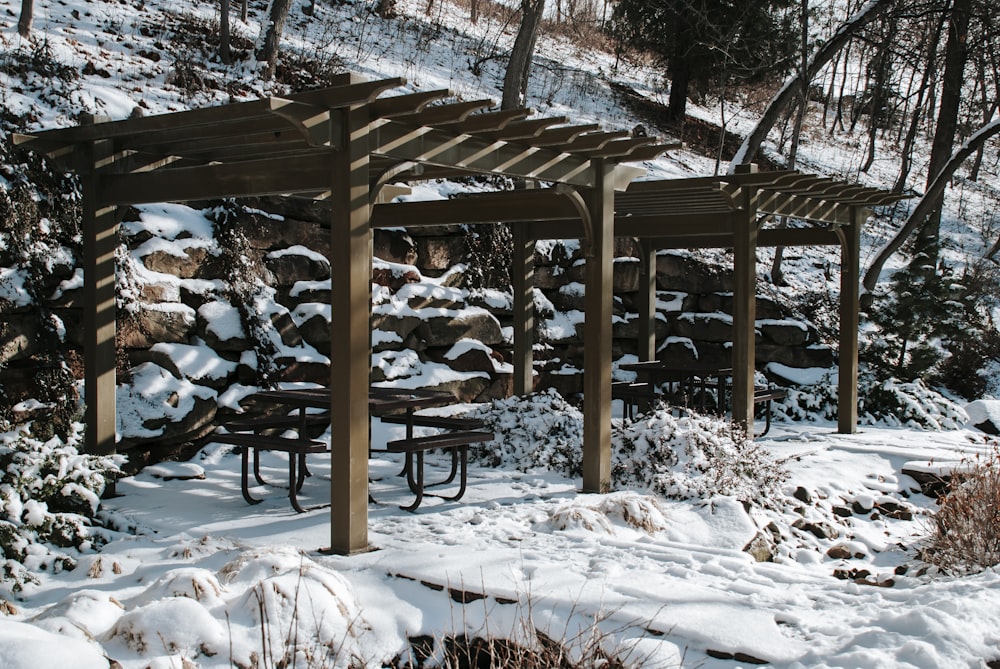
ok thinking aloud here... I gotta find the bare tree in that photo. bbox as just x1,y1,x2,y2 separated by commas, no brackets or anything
220,0,232,64
18,0,33,37
729,0,897,171
913,0,973,263
501,0,546,110
256,0,294,80
771,0,810,285
863,117,1000,291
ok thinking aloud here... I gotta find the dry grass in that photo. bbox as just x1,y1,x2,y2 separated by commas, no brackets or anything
921,448,1000,575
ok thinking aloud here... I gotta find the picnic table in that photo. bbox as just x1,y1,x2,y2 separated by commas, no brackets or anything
215,386,492,512
618,361,733,413
615,361,785,433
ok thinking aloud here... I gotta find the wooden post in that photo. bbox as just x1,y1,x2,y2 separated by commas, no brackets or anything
838,207,863,434
731,167,759,436
511,222,535,396
82,132,118,480
329,106,371,554
582,161,614,493
636,239,657,361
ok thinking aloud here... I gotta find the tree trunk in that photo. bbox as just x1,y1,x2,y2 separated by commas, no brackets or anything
893,13,945,193
241,0,248,22
863,118,1000,291
729,0,896,170
471,0,478,23
501,0,546,110
772,0,810,286
220,0,232,65
914,0,972,263
861,20,893,173
18,0,33,37
256,0,294,81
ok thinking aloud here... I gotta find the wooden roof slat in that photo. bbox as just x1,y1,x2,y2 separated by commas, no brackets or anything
564,131,630,152
624,170,799,193
484,117,569,140
114,116,294,153
585,137,660,158
439,108,531,134
17,78,408,149
369,90,452,118
369,120,596,187
398,99,495,127
124,127,310,161
282,76,407,108
98,151,340,204
623,142,680,162
530,124,600,146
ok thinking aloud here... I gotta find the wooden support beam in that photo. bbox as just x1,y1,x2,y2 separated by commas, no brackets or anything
582,161,613,493
637,239,657,361
512,223,536,396
329,108,371,555
615,213,732,238
730,167,759,436
372,188,581,227
838,208,864,434
98,152,340,204
82,137,118,476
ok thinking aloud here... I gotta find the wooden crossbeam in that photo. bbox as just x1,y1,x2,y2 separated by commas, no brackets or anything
373,189,581,227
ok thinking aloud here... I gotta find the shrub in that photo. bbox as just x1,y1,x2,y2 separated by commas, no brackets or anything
0,421,123,594
771,368,968,430
470,390,786,507
921,448,1000,575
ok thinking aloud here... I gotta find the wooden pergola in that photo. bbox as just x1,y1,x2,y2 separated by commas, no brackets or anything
13,73,903,555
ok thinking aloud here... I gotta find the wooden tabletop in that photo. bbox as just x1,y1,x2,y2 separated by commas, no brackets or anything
250,386,456,415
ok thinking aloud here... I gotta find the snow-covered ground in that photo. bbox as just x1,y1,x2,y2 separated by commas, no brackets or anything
4,414,1000,669
4,0,1000,667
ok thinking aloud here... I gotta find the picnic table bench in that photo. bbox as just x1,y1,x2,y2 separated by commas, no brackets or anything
376,412,492,511
216,387,492,513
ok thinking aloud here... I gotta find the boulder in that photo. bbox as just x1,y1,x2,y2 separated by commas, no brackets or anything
264,248,330,286
613,256,642,292
198,300,251,352
656,252,732,293
671,312,736,343
0,313,41,363
119,304,197,348
756,343,835,368
758,320,811,346
414,236,467,272
425,376,491,403
270,311,303,348
295,311,331,349
374,229,418,265
371,312,422,344
415,311,504,347
965,399,1000,434
140,244,222,279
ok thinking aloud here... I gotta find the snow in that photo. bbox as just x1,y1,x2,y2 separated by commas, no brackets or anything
4,419,1000,668
4,0,1000,665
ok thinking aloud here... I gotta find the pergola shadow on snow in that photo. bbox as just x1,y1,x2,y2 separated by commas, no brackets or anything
14,73,903,555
